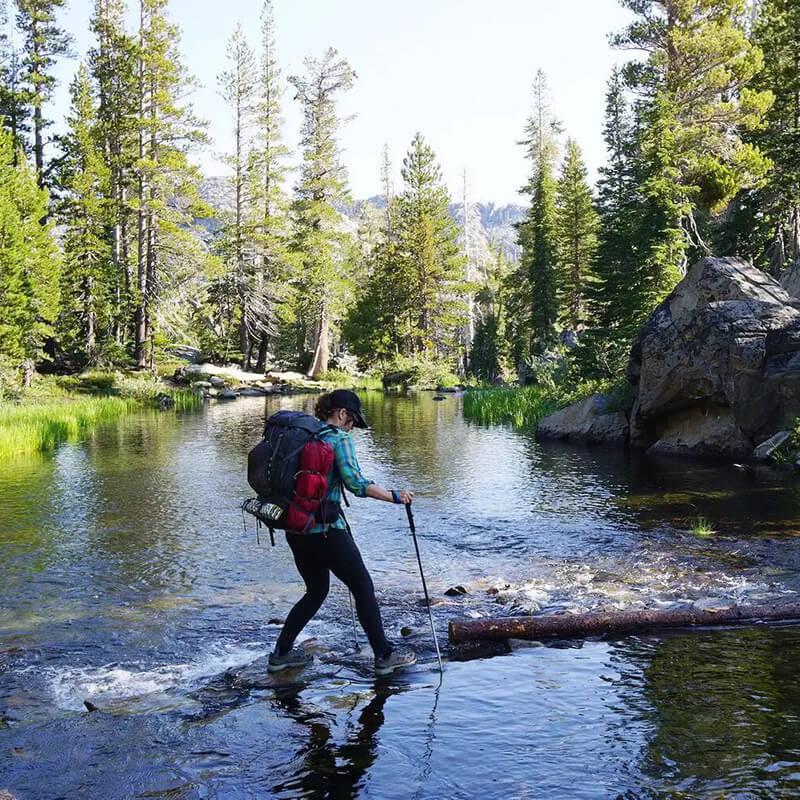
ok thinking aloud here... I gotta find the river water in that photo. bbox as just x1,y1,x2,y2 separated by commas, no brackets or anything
3,392,800,799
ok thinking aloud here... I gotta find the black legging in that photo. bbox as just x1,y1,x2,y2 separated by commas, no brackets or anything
275,528,392,658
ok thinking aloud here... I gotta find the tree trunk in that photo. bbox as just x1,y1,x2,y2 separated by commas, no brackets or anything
448,601,800,644
85,275,97,362
134,0,147,368
255,336,269,372
239,315,250,368
306,307,329,378
22,359,35,388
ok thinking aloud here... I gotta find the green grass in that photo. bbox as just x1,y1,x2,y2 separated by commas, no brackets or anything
462,378,635,431
690,516,716,537
0,397,136,457
464,381,633,430
462,385,564,429
317,369,384,391
0,370,203,458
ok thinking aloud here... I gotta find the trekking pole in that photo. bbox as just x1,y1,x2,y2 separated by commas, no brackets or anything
405,503,444,673
349,591,360,651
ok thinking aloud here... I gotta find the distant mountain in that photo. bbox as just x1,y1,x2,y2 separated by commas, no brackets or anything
198,177,525,264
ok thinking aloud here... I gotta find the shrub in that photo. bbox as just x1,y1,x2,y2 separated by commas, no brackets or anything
381,355,460,390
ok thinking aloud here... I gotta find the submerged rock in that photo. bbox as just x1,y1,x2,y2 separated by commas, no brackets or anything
444,585,468,597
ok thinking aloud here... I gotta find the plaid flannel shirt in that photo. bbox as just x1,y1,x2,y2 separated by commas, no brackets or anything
310,425,373,532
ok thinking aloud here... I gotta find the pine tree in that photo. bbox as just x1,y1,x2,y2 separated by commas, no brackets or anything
615,0,772,278
0,1,30,158
394,132,467,357
514,69,562,357
133,0,207,368
57,63,111,364
14,0,73,187
0,128,60,362
289,48,356,378
556,139,598,331
573,69,641,379
469,250,512,383
248,0,292,371
724,0,800,272
218,23,257,366
90,0,139,347
342,146,403,364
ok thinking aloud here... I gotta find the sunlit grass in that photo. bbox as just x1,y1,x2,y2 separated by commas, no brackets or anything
0,372,203,458
690,516,716,537
462,385,563,429
0,397,136,457
317,369,384,391
462,379,635,431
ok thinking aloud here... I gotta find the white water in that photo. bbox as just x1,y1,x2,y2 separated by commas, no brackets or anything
39,641,270,711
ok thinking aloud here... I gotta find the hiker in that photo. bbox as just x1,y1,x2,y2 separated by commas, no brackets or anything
269,389,418,676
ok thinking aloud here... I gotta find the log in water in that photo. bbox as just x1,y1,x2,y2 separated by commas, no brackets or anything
448,601,800,643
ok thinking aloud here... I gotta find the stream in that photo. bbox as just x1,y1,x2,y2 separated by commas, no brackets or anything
3,392,800,798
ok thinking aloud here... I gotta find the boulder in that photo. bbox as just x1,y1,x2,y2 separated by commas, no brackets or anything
646,405,753,459
536,393,629,445
167,344,203,363
209,376,226,389
628,257,800,456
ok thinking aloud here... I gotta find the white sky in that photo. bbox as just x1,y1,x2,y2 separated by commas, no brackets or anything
52,0,635,206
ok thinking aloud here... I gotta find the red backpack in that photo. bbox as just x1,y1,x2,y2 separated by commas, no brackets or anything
283,435,335,533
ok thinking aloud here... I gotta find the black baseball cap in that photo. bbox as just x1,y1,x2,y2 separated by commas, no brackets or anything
329,389,368,429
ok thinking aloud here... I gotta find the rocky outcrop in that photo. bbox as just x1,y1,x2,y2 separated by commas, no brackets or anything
537,257,800,460
628,257,800,458
536,393,629,445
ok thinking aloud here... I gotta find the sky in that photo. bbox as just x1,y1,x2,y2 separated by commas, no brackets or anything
51,0,635,206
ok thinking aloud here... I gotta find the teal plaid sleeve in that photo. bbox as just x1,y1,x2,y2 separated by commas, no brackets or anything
333,431,373,498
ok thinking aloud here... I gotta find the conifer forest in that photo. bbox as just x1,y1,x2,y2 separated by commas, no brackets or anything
0,0,798,392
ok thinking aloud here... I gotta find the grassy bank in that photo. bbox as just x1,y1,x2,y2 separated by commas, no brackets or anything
463,380,630,430
0,370,202,458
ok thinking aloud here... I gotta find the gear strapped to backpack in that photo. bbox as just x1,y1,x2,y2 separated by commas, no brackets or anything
243,410,342,544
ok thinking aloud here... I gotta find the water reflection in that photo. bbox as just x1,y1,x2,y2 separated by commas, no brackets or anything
626,627,800,796
271,684,392,799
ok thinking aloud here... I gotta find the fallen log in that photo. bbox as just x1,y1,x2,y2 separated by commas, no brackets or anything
448,601,800,644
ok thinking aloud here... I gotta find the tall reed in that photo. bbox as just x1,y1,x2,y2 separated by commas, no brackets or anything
462,386,563,429
0,388,202,458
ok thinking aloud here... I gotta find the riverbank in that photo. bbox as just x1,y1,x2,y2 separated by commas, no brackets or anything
0,370,202,458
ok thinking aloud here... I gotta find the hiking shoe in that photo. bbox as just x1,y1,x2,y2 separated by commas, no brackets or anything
268,647,312,673
375,645,417,676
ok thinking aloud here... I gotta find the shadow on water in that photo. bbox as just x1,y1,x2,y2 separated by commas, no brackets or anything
268,683,393,799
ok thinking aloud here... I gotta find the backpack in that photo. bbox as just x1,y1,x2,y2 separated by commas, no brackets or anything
244,410,341,541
